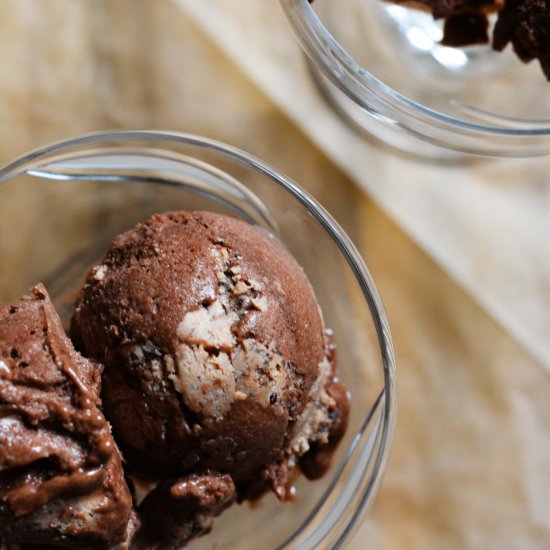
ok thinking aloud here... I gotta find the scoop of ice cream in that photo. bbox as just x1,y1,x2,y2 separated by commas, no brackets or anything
71,211,349,504
0,285,137,548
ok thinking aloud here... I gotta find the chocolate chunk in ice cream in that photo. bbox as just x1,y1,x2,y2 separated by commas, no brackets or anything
0,285,137,549
71,210,350,545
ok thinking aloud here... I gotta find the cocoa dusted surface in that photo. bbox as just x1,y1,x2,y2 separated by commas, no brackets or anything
0,286,136,549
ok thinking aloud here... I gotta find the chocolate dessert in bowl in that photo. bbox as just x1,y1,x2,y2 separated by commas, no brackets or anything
0,131,395,548
281,0,550,157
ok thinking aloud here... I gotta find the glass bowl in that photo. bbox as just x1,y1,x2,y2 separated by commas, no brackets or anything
280,0,550,158
0,131,396,549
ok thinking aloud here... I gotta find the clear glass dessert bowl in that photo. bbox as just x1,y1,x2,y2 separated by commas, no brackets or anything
0,131,396,549
280,0,550,158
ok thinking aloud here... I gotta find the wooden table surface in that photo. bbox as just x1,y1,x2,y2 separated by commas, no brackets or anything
0,2,547,549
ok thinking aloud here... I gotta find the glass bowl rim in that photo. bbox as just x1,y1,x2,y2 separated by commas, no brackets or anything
0,129,397,549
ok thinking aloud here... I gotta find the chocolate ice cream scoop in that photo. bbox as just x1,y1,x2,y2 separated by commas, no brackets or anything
71,211,349,544
0,285,137,549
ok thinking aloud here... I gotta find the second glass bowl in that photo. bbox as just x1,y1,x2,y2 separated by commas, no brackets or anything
281,0,550,158
0,130,396,549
